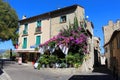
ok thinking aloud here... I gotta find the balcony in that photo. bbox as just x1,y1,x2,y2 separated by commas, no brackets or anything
22,30,28,36
34,27,42,34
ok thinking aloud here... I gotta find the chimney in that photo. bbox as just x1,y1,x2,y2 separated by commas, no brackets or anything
22,15,26,19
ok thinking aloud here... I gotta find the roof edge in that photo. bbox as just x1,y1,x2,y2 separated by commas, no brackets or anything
19,4,84,23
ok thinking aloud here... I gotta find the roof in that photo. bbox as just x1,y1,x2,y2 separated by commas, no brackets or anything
19,4,84,24
104,29,120,47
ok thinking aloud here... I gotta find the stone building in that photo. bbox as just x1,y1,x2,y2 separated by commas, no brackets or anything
104,29,120,78
15,4,94,71
103,20,120,69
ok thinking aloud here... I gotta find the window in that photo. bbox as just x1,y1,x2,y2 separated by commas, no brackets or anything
36,36,41,46
35,20,41,33
22,37,27,49
25,24,28,30
37,20,41,27
60,15,66,23
23,24,28,35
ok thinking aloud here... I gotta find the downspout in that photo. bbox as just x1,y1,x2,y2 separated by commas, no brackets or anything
49,13,52,39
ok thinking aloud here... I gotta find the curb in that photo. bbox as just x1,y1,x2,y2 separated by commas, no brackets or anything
0,69,12,80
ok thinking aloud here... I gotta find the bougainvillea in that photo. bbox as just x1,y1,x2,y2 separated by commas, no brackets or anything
40,16,88,55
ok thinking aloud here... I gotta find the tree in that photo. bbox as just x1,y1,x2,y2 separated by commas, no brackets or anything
0,0,18,45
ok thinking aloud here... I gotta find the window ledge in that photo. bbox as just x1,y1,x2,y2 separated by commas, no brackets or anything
22,34,28,37
34,32,42,35
60,21,66,23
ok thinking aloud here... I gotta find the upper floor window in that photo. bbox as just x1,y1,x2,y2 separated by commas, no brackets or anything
22,37,27,49
35,20,42,33
36,36,41,47
23,23,28,35
37,20,41,27
24,23,28,30
60,15,66,23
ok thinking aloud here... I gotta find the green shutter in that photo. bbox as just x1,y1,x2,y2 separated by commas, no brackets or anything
25,24,28,30
23,24,28,34
22,38,27,49
36,36,41,46
37,20,41,27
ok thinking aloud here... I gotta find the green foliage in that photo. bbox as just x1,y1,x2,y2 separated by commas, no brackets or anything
66,53,75,64
48,41,56,48
37,63,41,70
60,62,66,68
73,16,78,29
66,52,85,68
49,55,58,63
0,0,18,43
74,53,84,64
39,54,49,65
35,47,39,51
11,33,19,45
74,63,80,68
3,50,10,58
0,55,2,58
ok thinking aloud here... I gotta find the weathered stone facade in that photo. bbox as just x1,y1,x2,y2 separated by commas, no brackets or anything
103,20,120,69
105,30,120,78
16,5,95,72
93,37,101,67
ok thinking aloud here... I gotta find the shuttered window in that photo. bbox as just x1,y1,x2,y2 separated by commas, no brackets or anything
36,36,41,46
22,37,27,49
37,20,41,27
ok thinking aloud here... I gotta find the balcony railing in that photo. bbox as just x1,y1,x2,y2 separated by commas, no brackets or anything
22,30,28,36
35,27,41,34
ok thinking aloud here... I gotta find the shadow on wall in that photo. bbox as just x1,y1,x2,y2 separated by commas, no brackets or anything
68,75,114,80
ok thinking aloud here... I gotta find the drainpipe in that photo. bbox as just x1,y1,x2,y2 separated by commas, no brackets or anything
49,13,52,39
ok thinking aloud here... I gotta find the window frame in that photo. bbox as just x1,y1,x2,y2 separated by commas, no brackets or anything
60,15,67,23
37,20,41,27
23,23,28,35
22,37,27,49
35,35,41,47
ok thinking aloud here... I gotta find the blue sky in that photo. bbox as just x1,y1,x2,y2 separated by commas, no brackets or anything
0,0,120,53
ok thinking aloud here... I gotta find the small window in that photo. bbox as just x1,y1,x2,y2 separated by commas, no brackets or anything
60,15,66,23
24,24,28,30
23,24,28,35
37,20,41,27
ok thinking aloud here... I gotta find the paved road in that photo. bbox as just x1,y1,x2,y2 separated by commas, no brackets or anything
3,62,115,80
4,63,72,80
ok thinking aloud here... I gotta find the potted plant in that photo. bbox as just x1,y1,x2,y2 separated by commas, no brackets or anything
49,55,57,68
66,53,75,67
39,54,49,68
